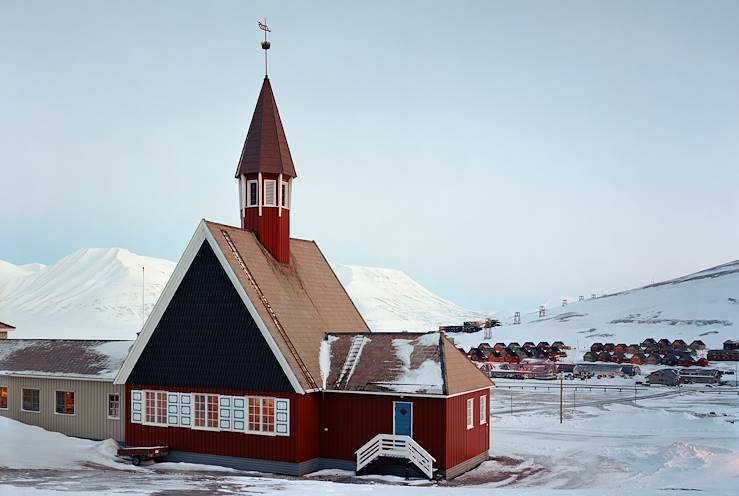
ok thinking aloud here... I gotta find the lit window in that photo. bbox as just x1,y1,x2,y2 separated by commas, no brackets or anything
247,396,276,433
264,180,276,206
280,181,289,208
480,395,487,425
194,393,219,429
108,394,120,419
466,398,474,429
22,388,40,412
55,391,75,415
145,391,167,425
248,396,261,431
247,180,258,207
0,387,7,409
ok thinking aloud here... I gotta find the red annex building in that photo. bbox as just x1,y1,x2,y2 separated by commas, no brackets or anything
115,73,492,479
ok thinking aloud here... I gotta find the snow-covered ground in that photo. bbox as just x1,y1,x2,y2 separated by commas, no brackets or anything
1,385,737,495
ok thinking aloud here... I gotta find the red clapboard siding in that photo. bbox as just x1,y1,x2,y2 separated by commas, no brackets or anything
126,386,319,463
445,390,489,469
319,393,448,468
241,173,291,263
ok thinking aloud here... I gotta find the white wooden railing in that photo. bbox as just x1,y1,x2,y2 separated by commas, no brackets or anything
355,434,436,479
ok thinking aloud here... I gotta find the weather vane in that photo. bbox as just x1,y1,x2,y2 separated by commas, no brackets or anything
258,19,271,77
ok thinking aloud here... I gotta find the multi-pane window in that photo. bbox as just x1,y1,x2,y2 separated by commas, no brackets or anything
145,391,167,425
22,388,40,412
280,181,289,208
248,397,275,433
0,386,7,409
479,395,487,425
466,398,474,429
264,180,276,206
193,394,219,429
108,394,120,419
247,180,258,207
55,391,75,415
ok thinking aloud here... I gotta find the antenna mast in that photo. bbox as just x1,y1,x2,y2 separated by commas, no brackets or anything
258,19,271,77
142,266,145,328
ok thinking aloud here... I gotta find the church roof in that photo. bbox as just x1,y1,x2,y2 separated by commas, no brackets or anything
205,221,368,390
235,77,297,178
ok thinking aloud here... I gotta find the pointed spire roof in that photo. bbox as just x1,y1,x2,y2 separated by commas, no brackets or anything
235,77,297,178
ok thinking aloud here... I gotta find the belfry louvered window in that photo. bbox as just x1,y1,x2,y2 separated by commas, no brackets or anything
264,180,277,206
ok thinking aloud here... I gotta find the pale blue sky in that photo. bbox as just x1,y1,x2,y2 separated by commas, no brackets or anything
1,0,738,313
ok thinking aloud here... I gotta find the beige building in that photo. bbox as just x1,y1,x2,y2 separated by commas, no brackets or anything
0,339,131,442
0,321,15,340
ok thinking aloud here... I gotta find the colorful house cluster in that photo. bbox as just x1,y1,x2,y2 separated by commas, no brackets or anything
584,339,709,366
466,341,568,364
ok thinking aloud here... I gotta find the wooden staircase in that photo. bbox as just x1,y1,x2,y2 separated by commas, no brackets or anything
355,434,435,480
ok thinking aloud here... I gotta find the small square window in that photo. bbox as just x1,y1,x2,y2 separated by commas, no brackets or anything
0,386,8,409
55,391,75,415
108,394,120,419
22,389,40,412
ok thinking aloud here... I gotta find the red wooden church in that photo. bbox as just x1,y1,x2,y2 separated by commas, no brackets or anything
115,70,492,479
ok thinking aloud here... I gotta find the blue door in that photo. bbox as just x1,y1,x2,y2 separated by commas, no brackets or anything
394,402,413,436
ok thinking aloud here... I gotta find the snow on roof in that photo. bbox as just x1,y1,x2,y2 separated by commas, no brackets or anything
0,340,133,380
323,332,491,395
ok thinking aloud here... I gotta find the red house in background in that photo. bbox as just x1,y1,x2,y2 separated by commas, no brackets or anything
114,72,492,479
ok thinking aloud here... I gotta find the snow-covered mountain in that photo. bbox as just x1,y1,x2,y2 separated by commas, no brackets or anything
331,264,488,332
1,247,737,349
0,248,484,339
450,259,739,353
0,249,175,339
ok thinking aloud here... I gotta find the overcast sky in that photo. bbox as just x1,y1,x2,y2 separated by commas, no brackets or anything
1,0,738,313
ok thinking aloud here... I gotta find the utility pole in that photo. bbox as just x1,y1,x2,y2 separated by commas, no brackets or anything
573,387,576,413
510,392,513,416
559,375,564,424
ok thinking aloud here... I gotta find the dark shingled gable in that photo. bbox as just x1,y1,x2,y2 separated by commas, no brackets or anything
127,241,294,392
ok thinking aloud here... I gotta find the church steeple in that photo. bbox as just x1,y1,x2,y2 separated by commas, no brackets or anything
236,77,296,264
235,23,296,264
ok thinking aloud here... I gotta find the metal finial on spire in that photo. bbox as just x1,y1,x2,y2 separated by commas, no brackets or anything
258,19,271,77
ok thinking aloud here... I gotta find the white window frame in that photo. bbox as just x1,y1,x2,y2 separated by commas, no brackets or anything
280,181,290,209
192,393,220,431
479,395,487,425
21,388,40,413
247,396,277,436
143,390,168,426
54,390,76,416
264,180,277,207
108,393,120,420
466,398,474,429
0,386,8,410
247,179,259,208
